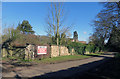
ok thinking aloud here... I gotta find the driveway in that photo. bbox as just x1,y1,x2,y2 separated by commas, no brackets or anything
2,52,115,78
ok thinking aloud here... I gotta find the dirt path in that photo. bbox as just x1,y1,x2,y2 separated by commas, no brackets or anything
2,53,115,78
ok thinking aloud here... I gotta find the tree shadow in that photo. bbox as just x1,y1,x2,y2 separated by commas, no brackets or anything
1,55,113,79
29,57,112,79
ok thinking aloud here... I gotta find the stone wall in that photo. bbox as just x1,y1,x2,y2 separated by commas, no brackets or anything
1,48,8,57
60,46,70,56
1,48,14,57
51,45,60,57
2,44,35,60
25,45,74,58
1,45,74,59
35,45,50,59
25,44,35,60
51,45,72,57
84,51,90,54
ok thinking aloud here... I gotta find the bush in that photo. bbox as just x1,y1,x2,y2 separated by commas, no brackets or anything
67,42,86,55
95,47,100,53
67,45,72,53
10,34,50,46
115,53,120,58
85,44,96,53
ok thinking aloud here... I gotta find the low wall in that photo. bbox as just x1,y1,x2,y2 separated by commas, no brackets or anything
51,45,59,57
51,45,72,57
1,44,74,60
60,46,70,56
1,48,8,57
84,51,90,54
1,47,25,58
35,45,50,59
25,44,35,60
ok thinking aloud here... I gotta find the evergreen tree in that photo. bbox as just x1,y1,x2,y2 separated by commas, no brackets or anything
17,20,35,34
60,32,66,45
73,31,78,42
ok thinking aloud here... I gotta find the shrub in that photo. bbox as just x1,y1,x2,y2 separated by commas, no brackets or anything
95,47,99,53
85,44,95,53
67,42,86,55
10,34,50,46
115,53,120,58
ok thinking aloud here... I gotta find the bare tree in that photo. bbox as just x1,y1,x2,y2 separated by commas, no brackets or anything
46,2,72,45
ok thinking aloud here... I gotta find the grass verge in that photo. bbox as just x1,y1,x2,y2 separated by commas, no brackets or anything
85,52,104,56
2,53,101,65
34,55,91,64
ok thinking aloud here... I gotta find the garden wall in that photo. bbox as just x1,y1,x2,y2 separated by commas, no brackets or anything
51,45,72,57
1,44,74,60
24,45,71,59
51,45,59,57
34,45,50,59
1,46,25,58
25,44,35,60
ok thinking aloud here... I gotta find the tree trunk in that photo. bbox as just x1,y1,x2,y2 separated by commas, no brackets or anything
118,1,120,29
57,37,59,45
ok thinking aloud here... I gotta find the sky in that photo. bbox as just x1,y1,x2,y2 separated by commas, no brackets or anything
2,2,103,42
2,0,117,2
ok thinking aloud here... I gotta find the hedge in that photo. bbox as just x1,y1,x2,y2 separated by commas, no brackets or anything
67,42,100,55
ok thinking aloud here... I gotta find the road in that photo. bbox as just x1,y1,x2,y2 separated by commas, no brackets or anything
2,52,115,78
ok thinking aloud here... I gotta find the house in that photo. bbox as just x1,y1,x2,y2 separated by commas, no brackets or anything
68,31,86,44
79,41,86,44
69,38,86,44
